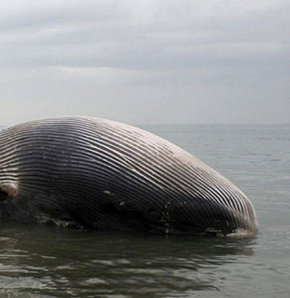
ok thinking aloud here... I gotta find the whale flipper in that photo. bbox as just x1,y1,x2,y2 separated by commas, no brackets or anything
0,182,18,198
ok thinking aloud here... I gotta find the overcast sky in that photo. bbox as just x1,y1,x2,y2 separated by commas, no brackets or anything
0,0,289,126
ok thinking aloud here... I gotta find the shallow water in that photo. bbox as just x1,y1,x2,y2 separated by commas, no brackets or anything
1,124,289,297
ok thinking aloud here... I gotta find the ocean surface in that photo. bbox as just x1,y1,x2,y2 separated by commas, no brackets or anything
0,124,289,297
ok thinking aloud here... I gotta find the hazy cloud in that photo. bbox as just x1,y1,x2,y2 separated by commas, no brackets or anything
0,0,289,125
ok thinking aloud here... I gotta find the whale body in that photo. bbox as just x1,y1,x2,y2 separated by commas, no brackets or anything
0,117,257,236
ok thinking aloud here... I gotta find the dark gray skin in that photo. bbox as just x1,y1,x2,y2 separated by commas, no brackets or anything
0,117,258,236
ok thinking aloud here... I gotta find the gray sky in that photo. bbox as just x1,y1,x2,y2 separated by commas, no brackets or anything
0,0,289,126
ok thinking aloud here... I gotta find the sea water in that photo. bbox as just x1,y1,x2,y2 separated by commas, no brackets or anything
0,124,289,297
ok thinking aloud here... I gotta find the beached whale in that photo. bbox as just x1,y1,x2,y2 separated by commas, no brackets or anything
0,116,257,236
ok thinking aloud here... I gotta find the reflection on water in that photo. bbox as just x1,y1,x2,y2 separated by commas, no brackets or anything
0,223,256,297
1,124,290,297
